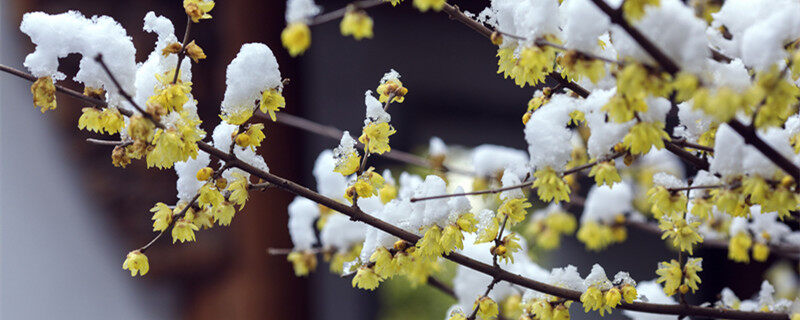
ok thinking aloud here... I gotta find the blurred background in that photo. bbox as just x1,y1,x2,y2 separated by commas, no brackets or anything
0,0,778,319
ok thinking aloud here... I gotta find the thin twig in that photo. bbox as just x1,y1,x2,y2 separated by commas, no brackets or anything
171,15,193,84
410,151,625,202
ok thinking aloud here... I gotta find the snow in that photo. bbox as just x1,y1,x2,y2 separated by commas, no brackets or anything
285,0,322,23
313,150,348,202
610,0,709,73
429,137,447,157
174,151,211,203
364,91,390,124
320,213,365,253
579,89,633,159
525,94,576,171
21,11,137,109
560,0,609,52
471,144,529,178
581,183,633,224
287,196,320,250
623,281,678,320
220,43,281,120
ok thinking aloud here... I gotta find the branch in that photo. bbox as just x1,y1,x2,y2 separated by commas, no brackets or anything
625,219,800,260
309,0,385,26
171,15,193,84
728,119,800,185
264,112,477,176
586,0,680,74
0,45,791,320
410,151,625,202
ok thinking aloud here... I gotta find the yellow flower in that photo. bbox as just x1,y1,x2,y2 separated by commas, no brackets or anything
258,89,286,121
623,122,669,154
559,51,606,84
238,123,266,151
741,176,769,205
370,247,398,278
456,213,478,233
580,286,608,315
31,76,57,112
683,258,703,292
655,260,682,296
183,0,215,23
146,130,185,169
439,224,464,253
622,0,660,20
226,172,249,209
387,0,403,6
150,202,173,232
352,266,382,290
379,184,397,204
589,160,621,187
213,202,236,226
184,40,206,62
511,45,558,87
196,167,213,181
658,213,703,255
78,107,124,134
647,186,687,218
712,188,748,217
198,183,224,209
377,79,409,104
475,216,499,243
495,233,522,264
729,232,752,263
604,94,647,123
416,225,444,259
287,251,318,276
172,218,199,243
340,10,373,40
753,242,770,262
605,287,622,309
162,42,183,57
621,284,637,303
282,22,311,57
148,72,192,114
532,167,570,203
497,198,532,224
122,250,149,277
577,222,615,251
475,296,499,320
193,207,214,229
128,115,155,142
413,0,446,12
334,150,361,176
656,258,702,296
671,72,699,102
359,122,396,154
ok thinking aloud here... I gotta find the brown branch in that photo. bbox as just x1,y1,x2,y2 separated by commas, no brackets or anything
1,41,791,320
410,151,625,202
171,15,193,84
86,138,132,146
587,0,680,74
309,0,385,26
625,219,800,260
728,119,800,185
665,141,710,171
265,112,477,176
671,138,714,153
